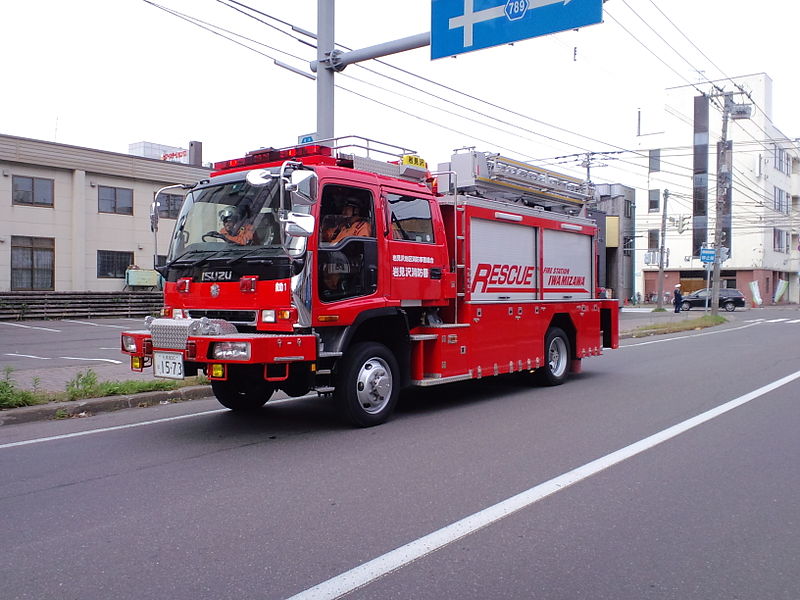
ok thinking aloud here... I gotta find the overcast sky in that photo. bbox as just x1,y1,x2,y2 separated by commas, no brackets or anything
3,0,798,186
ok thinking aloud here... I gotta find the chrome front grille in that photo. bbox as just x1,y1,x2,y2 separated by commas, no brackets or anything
148,318,192,350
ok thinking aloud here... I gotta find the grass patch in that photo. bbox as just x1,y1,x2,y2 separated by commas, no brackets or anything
1,367,209,409
0,367,47,409
631,315,727,337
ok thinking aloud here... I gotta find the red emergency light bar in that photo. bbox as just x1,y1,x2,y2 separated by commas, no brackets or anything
213,144,333,172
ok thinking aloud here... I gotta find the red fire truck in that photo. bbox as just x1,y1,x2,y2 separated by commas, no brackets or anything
122,137,618,426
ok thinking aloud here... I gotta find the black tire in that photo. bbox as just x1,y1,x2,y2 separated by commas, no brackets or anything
211,367,274,411
536,327,571,386
335,342,399,427
723,301,736,312
681,301,691,311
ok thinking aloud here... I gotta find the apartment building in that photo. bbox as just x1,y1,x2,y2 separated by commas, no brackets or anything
0,134,210,292
637,73,799,305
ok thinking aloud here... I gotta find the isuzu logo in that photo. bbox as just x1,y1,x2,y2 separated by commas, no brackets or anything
210,284,220,298
201,270,233,282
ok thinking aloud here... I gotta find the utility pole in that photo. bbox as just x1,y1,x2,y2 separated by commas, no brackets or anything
709,94,731,317
656,189,670,310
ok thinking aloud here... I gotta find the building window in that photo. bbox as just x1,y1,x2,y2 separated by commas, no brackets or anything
647,229,659,250
156,192,184,219
623,236,634,257
98,185,133,215
773,228,790,253
387,193,435,243
97,250,134,278
624,199,634,219
11,236,55,291
648,149,661,173
12,176,54,207
773,186,789,214
648,189,660,212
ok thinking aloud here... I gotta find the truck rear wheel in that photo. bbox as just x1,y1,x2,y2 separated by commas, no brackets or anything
335,342,399,427
211,374,275,412
536,327,571,386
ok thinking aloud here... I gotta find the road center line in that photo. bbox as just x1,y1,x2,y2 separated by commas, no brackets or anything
285,369,800,600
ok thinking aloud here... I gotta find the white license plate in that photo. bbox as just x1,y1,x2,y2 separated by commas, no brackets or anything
153,351,184,380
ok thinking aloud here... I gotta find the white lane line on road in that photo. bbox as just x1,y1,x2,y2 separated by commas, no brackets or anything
59,356,123,364
765,318,789,323
0,395,303,450
788,319,800,324
0,322,61,332
62,319,127,328
3,353,51,360
0,410,228,449
284,369,800,600
622,321,760,348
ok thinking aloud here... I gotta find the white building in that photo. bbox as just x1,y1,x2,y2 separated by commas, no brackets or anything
636,73,799,305
0,134,210,292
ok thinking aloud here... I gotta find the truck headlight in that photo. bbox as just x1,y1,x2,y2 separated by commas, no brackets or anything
212,342,251,360
122,335,138,353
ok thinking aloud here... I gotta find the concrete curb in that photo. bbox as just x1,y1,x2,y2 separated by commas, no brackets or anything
0,385,212,427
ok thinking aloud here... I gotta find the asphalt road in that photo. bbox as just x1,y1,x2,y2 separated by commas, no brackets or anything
1,308,799,599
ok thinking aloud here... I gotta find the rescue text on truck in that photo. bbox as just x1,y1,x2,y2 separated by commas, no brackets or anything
121,137,619,427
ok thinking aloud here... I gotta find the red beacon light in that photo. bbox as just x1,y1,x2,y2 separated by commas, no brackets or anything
213,144,334,173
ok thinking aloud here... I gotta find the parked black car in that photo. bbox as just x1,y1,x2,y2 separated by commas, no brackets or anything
681,288,746,311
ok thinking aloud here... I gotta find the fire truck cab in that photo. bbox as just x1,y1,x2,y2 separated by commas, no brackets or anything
121,137,618,426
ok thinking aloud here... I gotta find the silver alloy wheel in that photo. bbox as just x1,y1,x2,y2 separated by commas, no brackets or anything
355,356,393,414
547,335,569,378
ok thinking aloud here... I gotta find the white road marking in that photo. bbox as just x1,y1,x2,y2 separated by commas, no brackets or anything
787,319,800,324
62,320,126,328
0,322,61,332
285,369,800,600
0,395,304,450
59,356,123,364
765,318,789,323
3,353,51,360
622,321,759,347
0,410,228,449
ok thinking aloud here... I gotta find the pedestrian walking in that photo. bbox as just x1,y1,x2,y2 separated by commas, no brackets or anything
673,284,683,313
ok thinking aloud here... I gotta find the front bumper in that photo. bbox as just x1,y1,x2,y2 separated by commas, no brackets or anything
121,317,317,380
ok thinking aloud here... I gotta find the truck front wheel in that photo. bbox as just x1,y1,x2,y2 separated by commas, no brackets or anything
335,342,399,427
211,367,274,411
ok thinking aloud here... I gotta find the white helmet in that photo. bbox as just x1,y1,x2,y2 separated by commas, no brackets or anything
322,252,350,274
219,207,236,223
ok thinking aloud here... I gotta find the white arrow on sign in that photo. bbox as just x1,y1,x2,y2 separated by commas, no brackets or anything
449,0,573,47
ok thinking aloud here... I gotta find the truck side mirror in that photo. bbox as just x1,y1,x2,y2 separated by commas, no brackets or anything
286,170,317,207
282,212,316,237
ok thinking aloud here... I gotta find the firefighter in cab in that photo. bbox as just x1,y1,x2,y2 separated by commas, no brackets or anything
218,206,256,245
322,199,372,244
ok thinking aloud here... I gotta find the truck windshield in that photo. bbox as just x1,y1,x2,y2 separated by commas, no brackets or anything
167,176,282,260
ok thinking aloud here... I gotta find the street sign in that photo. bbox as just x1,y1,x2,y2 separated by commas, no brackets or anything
699,248,716,263
431,0,603,59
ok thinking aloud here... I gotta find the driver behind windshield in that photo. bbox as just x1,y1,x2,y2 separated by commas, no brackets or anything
218,207,256,245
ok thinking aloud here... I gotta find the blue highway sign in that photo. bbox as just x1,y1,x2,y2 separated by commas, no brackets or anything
432,0,603,59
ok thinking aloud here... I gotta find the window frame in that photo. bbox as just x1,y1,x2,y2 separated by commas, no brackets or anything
98,185,134,215
12,175,55,207
97,250,134,278
386,193,436,244
10,236,55,291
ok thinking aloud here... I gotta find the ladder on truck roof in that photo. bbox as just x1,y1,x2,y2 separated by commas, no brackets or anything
436,149,594,212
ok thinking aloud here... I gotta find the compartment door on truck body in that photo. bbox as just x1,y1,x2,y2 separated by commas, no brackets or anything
541,228,593,300
468,217,538,302
384,189,448,303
